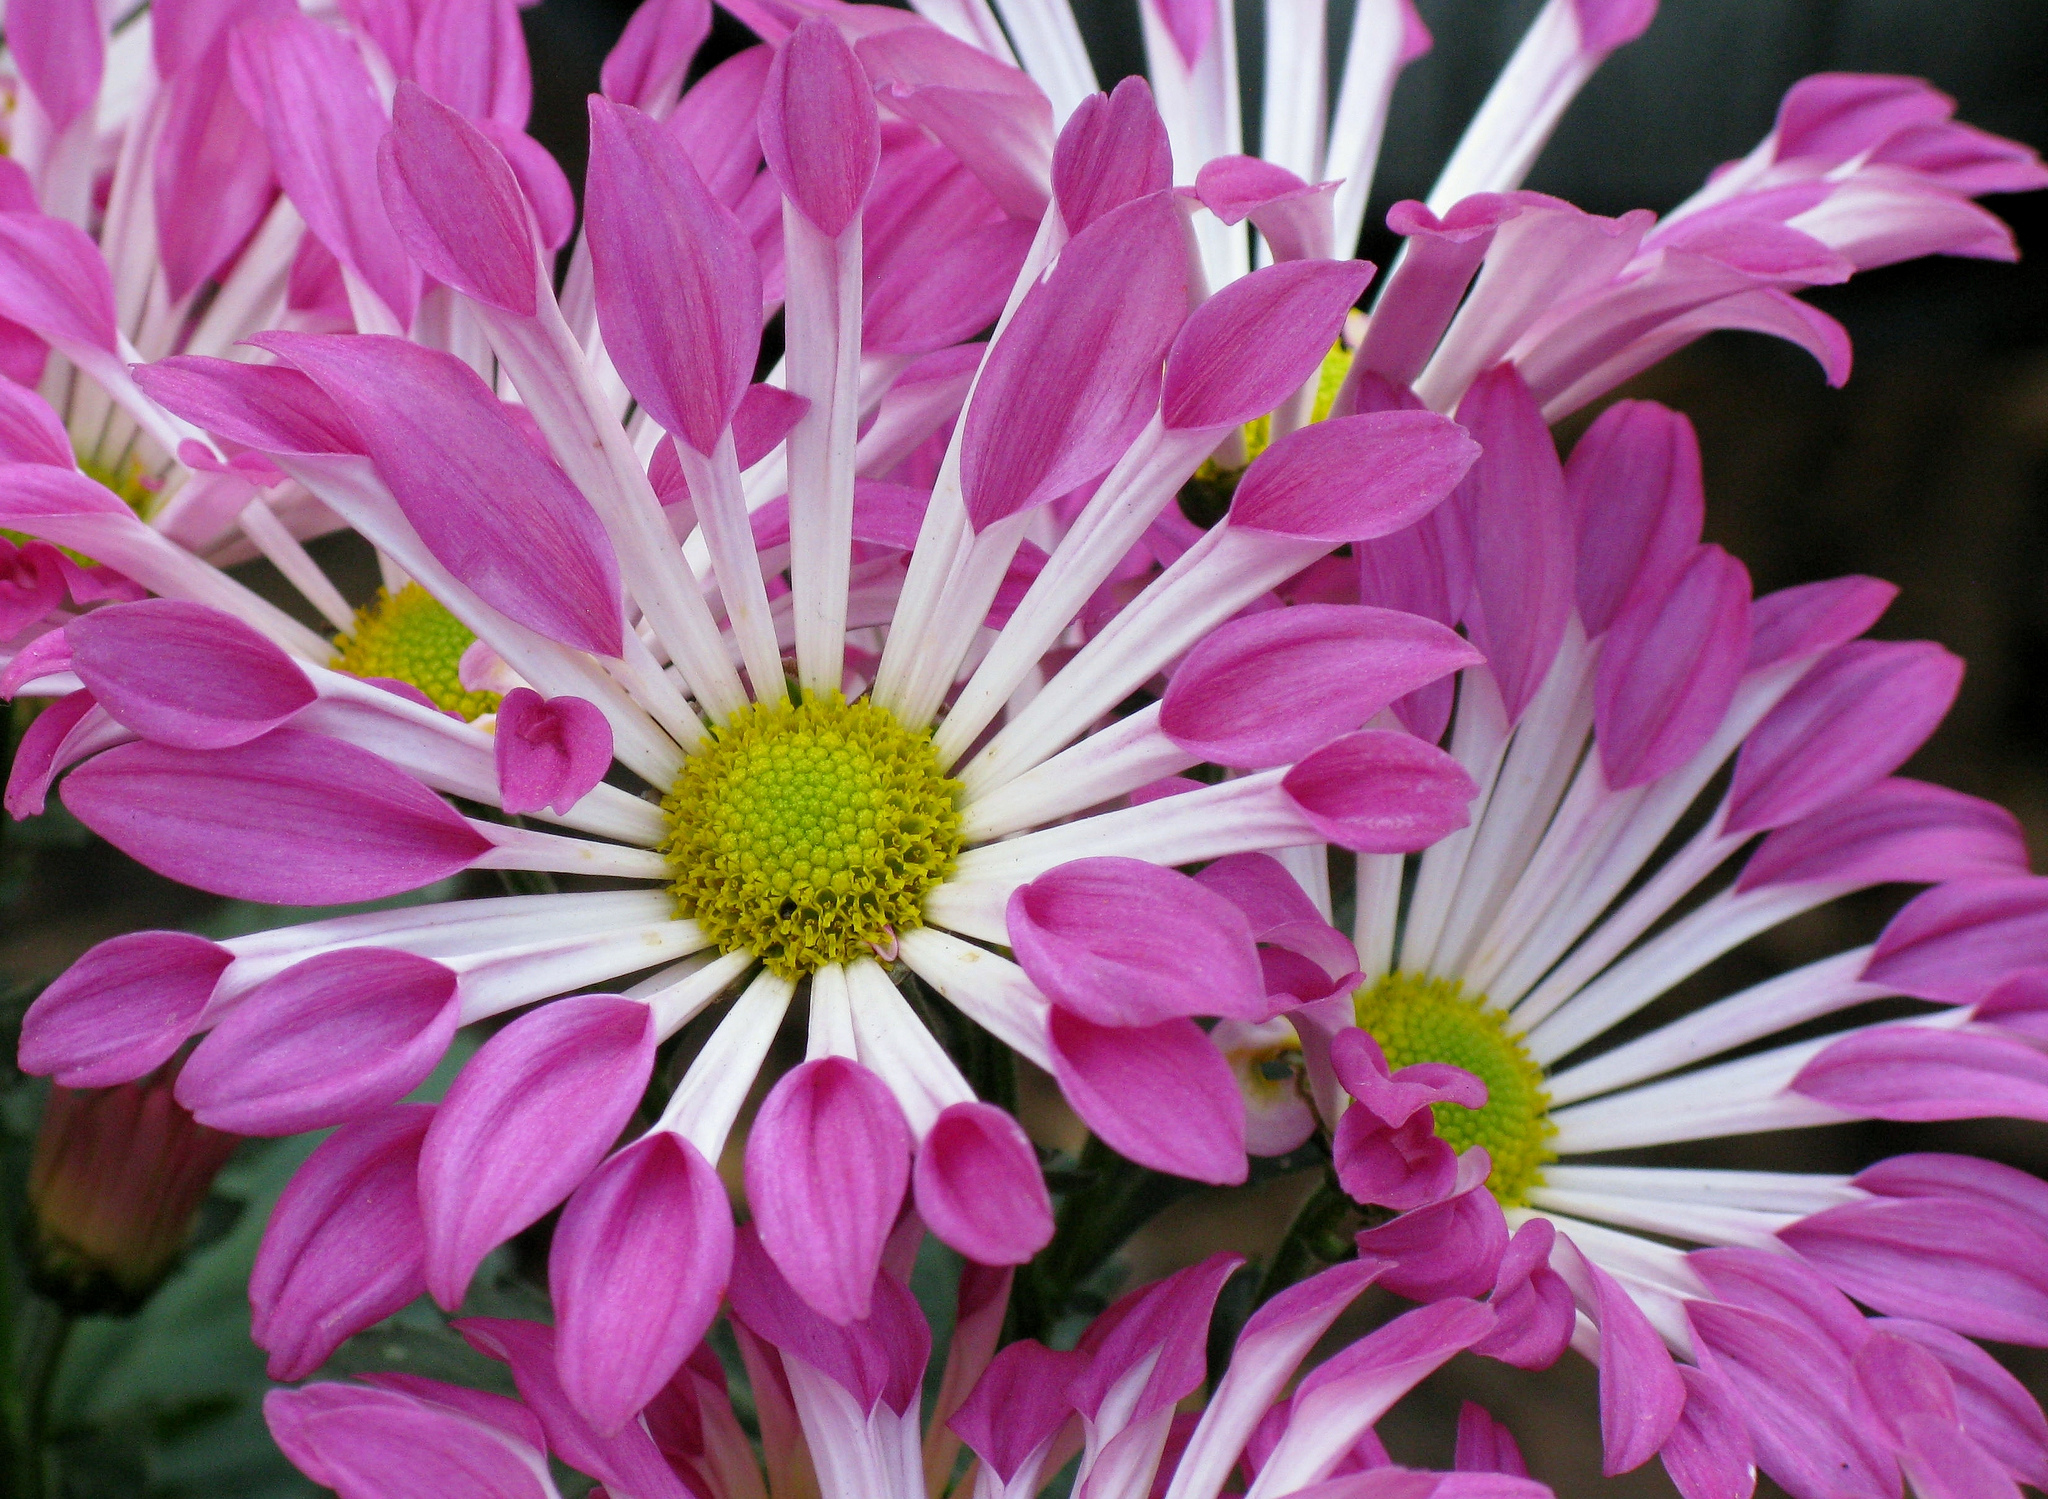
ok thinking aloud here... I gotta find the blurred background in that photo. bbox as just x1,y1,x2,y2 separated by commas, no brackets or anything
3,1,2046,1494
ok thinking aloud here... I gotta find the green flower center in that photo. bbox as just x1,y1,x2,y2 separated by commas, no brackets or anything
1354,971,1555,1206
331,583,499,719
661,694,964,980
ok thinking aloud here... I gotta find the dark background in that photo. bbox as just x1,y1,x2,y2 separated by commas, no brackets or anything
4,2,2046,1494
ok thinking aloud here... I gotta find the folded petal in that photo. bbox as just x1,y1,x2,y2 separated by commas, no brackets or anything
1051,75,1171,234
743,1056,912,1324
62,728,493,904
494,688,613,817
419,996,657,1308
1281,729,1479,852
177,948,460,1135
551,1132,734,1436
600,0,712,111
19,931,230,1088
912,1100,1053,1266
948,1339,1087,1485
251,1105,433,1380
1046,1007,1247,1184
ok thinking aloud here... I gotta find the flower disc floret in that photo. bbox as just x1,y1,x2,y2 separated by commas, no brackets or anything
662,694,964,979
1354,971,1554,1206
331,583,498,719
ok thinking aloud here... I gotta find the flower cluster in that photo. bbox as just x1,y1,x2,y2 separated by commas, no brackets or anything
1,0,2045,1494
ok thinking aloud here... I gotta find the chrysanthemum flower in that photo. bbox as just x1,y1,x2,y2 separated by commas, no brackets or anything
263,1229,1553,1499
1195,375,2048,1499
0,0,582,652
6,28,1496,1431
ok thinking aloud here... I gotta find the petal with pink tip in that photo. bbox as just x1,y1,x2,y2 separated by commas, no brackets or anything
264,1384,553,1499
257,333,624,657
1856,1152,2048,1240
1008,857,1266,1026
67,599,315,749
1876,1318,2048,1489
1746,575,1897,669
1596,544,1751,788
177,948,460,1135
551,1132,734,1436
1450,365,1574,724
857,27,1054,221
230,17,419,328
252,1105,433,1380
1354,1156,1507,1300
1565,400,1704,636
744,1056,912,1324
0,210,118,352
1568,1241,1687,1474
1162,260,1377,433
1473,1220,1574,1371
1193,851,1358,977
1793,1025,2048,1124
1455,1401,1530,1474
960,192,1188,531
1051,76,1170,235
759,18,879,236
1193,156,1339,263
1047,1008,1247,1185
379,83,539,317
419,996,656,1308
1163,604,1482,769
1658,1367,1756,1499
134,356,363,455
476,121,577,253
0,377,73,466
948,1340,1087,1484
1864,877,2048,1005
3,688,111,819
1727,639,1963,835
585,96,760,454
0,539,65,634
19,930,230,1088
9,0,103,132
457,1318,693,1499
413,0,531,128
1281,730,1479,853
913,1101,1053,1266
493,688,613,817
601,0,712,109
1227,410,1480,543
1739,777,2027,893
62,728,492,904
155,65,278,303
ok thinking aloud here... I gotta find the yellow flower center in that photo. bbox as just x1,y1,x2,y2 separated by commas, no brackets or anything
1354,971,1555,1206
331,583,499,719
661,693,964,979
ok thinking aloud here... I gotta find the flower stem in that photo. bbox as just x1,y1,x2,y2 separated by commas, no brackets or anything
5,1292,75,1499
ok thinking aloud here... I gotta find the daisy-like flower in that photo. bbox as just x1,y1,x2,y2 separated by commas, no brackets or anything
1191,374,2048,1499
0,0,583,653
263,1226,1553,1499
7,29,1490,1433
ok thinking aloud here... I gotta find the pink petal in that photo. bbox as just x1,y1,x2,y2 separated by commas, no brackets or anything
601,0,712,110
960,192,1188,531
1227,410,1480,543
1194,156,1340,263
759,17,880,236
1334,1109,1457,1212
1354,1156,1508,1300
176,948,460,1135
1687,1244,1871,1361
3,687,110,819
1455,1401,1530,1475
912,1101,1053,1266
154,64,279,302
1568,1240,1687,1474
0,209,118,352
379,83,539,317
62,728,492,904
1565,399,1707,636
1071,1253,1244,1425
1472,1219,1575,1371
1052,76,1171,235
230,16,419,328
551,1132,734,1435
1047,1008,1247,1184
493,688,613,817
457,1318,694,1499
1007,857,1266,1026
18,930,230,1088
413,0,531,128
1780,1196,2048,1347
949,1340,1087,1483
1162,259,1377,433
666,44,774,206
1864,877,2048,1004
1281,729,1480,852
0,377,74,467
1857,1153,2048,1241
1747,574,1897,669
419,995,656,1308
134,355,364,456
1357,194,1531,392
585,96,761,454
1194,851,1359,977
1450,365,1575,724
1659,1367,1757,1499
1794,1025,2048,1124
1596,544,1752,788
1163,603,1481,769
1727,638,1964,835
264,1384,553,1499
1739,776,2028,892
743,1056,912,1324
0,539,66,635
256,332,625,657
857,27,1054,221
476,120,578,254
251,1104,433,1380
66,598,316,749
864,213,1035,359
1875,1318,2048,1489
9,0,104,132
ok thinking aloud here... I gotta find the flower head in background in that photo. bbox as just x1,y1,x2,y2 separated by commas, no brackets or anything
1200,375,2048,1499
263,1231,1553,1499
